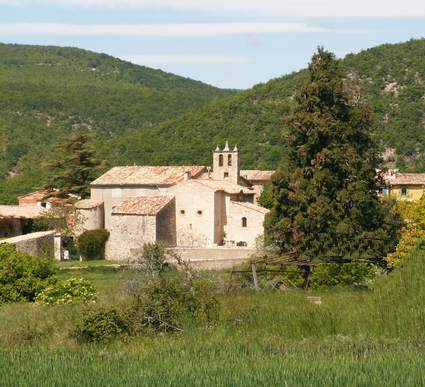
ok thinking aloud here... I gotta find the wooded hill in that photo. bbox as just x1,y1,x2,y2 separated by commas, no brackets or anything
109,39,425,171
1,39,425,203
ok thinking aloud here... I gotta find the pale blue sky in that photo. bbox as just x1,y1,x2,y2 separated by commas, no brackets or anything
1,0,425,89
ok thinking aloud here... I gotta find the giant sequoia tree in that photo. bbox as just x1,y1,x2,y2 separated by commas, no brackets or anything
265,49,402,265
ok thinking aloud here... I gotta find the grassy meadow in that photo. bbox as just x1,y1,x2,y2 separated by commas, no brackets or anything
0,246,425,386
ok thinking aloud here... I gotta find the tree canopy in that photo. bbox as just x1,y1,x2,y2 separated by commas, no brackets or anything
265,48,403,265
46,133,101,198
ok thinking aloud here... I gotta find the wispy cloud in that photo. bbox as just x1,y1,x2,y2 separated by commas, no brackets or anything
0,22,336,36
122,54,248,64
1,0,425,18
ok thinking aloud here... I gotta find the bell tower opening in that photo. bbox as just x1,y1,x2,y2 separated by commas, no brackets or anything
212,141,240,183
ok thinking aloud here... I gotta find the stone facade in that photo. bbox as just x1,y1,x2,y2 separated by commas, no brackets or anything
77,144,271,261
0,231,57,258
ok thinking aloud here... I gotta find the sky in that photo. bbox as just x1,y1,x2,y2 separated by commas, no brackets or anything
0,0,425,89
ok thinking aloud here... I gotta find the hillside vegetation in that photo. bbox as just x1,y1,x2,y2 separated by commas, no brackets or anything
110,39,425,170
0,43,233,202
1,39,425,202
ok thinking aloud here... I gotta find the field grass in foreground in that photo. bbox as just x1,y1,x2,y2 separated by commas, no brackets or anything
0,245,424,386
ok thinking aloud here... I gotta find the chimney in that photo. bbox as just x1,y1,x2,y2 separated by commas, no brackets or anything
184,171,191,181
207,166,212,179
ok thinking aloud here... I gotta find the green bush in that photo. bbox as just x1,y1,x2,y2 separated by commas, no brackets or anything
0,244,56,303
134,275,219,333
234,261,375,290
73,307,130,342
36,277,97,305
77,229,109,260
137,243,169,276
311,262,376,288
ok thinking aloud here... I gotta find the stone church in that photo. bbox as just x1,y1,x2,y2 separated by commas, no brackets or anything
76,143,273,260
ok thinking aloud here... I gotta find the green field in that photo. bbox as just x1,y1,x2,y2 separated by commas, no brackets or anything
0,246,424,386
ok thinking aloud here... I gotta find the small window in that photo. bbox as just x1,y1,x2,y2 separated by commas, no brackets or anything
224,172,229,179
401,187,408,197
180,210,185,215
40,202,47,208
242,217,247,227
219,154,224,167
197,210,203,215
228,154,232,166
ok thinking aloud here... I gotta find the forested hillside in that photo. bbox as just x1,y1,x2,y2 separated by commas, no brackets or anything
108,39,425,171
0,43,233,202
1,39,425,203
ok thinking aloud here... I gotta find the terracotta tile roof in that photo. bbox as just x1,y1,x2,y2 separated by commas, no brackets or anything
0,205,45,219
230,201,270,214
75,199,103,209
194,179,255,194
18,190,51,205
112,196,174,215
384,172,425,186
91,166,205,186
240,170,274,181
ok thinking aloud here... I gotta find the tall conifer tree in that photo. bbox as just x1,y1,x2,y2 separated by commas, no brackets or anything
47,132,101,198
265,49,402,264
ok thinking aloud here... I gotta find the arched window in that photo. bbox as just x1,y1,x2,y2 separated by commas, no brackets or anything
242,217,247,228
219,154,224,166
228,154,232,166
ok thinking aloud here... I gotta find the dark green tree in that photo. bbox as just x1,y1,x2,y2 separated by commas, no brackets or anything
47,132,101,198
265,48,402,265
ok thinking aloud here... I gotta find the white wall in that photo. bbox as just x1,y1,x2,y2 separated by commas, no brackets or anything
225,201,266,248
168,180,216,247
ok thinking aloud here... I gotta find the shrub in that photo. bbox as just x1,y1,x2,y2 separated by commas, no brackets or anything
36,277,97,305
134,275,219,332
73,307,130,342
0,244,56,303
311,262,376,288
137,243,169,276
234,261,375,290
77,229,109,260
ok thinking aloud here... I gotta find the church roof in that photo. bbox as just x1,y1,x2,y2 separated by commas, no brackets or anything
195,179,255,194
92,166,205,186
112,196,174,216
240,170,274,182
75,199,103,209
230,201,270,214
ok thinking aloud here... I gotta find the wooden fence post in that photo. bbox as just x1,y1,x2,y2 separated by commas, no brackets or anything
252,263,259,291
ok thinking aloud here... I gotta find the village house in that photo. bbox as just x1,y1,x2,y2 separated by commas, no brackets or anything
382,169,425,201
76,142,272,260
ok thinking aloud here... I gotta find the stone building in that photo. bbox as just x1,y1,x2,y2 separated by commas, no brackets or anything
77,143,272,260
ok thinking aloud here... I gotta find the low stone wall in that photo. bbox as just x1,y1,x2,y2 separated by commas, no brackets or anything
172,247,255,270
0,231,56,258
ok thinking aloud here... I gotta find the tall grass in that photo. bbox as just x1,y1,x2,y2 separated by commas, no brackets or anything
0,244,424,385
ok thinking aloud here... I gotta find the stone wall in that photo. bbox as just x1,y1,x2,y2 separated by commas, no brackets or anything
156,198,176,246
168,180,216,247
172,247,255,270
75,204,104,235
0,231,56,258
91,185,169,229
0,218,23,238
105,214,157,260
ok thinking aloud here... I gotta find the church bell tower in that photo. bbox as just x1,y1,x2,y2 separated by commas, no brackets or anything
212,141,240,184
